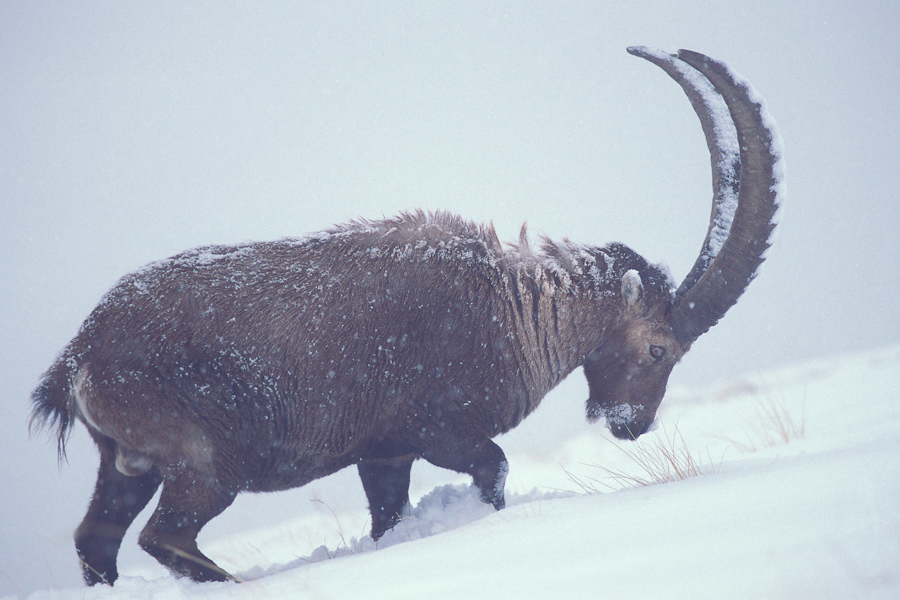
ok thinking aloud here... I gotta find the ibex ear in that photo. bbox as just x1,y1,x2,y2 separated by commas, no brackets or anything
621,269,644,308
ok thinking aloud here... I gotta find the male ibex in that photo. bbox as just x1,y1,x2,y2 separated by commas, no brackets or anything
32,48,783,585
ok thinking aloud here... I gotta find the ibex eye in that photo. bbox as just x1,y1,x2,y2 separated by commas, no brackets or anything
649,345,666,361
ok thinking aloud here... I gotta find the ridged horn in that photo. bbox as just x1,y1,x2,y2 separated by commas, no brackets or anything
627,47,785,346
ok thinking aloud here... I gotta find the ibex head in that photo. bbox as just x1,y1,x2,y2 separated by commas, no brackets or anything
584,48,784,440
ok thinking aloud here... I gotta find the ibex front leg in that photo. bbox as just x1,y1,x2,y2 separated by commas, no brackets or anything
358,457,414,540
422,437,508,510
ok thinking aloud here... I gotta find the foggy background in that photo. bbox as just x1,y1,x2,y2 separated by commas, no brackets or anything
2,1,897,596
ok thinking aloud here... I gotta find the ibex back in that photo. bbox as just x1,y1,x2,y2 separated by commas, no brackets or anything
31,47,784,585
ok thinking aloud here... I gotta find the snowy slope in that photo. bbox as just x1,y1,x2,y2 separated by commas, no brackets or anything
15,344,900,600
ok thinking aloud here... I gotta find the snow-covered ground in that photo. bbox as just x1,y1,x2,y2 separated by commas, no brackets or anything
14,344,900,599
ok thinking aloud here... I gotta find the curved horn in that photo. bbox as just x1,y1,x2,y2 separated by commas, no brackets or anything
628,47,785,346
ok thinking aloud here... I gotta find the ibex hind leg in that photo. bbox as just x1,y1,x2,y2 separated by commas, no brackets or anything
358,458,414,540
75,433,163,586
138,470,237,583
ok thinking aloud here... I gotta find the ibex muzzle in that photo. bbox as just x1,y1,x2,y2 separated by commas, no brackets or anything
31,47,784,585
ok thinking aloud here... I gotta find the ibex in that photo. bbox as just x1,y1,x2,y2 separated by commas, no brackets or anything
32,48,783,585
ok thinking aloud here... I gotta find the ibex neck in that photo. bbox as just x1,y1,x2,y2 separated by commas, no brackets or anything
501,245,618,403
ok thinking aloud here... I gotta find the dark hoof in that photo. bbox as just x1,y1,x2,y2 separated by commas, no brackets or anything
371,502,411,541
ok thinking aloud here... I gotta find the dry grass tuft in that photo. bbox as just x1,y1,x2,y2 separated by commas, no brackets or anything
303,498,363,560
719,393,806,453
565,422,720,492
756,394,806,445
